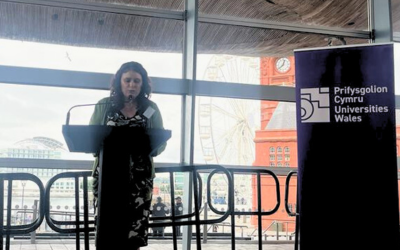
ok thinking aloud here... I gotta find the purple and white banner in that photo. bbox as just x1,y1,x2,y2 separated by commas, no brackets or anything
295,43,399,250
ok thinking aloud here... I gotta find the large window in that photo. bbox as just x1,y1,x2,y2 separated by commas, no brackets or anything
0,84,104,160
194,96,260,165
1,2,399,248
0,39,183,78
0,84,181,163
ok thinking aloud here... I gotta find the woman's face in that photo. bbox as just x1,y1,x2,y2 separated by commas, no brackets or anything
120,70,143,101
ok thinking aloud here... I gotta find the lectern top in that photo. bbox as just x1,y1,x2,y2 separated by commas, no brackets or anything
62,125,171,154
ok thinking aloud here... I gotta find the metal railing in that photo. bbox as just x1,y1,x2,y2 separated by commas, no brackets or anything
249,220,295,241
147,164,234,250
207,166,281,250
0,164,284,250
44,171,94,250
205,222,248,238
284,170,299,250
0,173,45,250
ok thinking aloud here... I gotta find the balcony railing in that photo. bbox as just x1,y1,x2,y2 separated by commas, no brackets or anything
0,160,292,250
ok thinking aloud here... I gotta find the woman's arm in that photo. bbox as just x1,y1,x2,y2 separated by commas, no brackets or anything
89,97,110,125
149,102,167,156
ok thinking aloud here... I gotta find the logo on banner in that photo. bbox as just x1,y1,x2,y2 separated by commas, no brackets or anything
300,88,330,123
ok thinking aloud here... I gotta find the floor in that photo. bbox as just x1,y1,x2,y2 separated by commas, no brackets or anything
4,239,296,250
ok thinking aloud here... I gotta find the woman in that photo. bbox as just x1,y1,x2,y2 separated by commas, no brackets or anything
90,61,166,249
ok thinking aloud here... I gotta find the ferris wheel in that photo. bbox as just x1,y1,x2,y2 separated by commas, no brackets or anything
198,55,261,166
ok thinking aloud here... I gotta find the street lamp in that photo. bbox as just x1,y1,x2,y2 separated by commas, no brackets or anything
21,180,27,224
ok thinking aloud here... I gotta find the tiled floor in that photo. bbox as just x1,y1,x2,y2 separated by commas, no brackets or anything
5,240,295,250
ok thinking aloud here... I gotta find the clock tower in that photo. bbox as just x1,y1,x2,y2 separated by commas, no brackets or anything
255,56,297,167
260,56,295,128
252,56,297,231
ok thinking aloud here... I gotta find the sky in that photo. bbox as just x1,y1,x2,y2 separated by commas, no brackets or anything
0,39,262,165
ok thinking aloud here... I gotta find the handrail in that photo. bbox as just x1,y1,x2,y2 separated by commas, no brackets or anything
205,167,280,250
262,220,277,234
0,173,45,250
284,170,298,216
249,220,277,236
149,165,203,223
150,165,233,227
44,171,94,250
249,220,296,241
207,222,248,237
207,222,248,231
0,164,284,250
284,170,299,250
207,168,280,216
145,164,233,250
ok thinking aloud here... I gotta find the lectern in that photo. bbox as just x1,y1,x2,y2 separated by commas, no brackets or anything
62,125,171,249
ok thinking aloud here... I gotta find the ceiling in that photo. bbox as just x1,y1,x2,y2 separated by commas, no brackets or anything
0,0,397,57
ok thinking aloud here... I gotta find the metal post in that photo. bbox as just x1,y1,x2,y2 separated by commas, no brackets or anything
30,200,38,243
202,202,207,243
21,180,26,224
369,0,393,42
181,0,198,249
286,222,289,240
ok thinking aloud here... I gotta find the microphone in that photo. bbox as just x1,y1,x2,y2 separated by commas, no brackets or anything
65,101,111,126
66,96,135,125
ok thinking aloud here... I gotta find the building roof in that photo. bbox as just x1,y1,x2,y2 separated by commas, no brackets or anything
266,102,297,130
14,137,65,150
0,0,390,57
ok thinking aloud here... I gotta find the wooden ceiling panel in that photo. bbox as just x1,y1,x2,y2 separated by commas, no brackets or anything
0,0,374,57
0,2,184,51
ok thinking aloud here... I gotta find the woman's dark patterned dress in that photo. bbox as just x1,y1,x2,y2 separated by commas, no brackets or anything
93,110,154,248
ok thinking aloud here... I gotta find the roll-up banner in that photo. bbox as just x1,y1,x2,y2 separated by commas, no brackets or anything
295,43,400,250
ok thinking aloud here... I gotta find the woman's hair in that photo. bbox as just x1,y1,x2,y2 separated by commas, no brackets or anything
110,61,152,109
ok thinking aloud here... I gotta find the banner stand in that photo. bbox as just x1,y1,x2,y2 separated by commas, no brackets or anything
295,43,400,250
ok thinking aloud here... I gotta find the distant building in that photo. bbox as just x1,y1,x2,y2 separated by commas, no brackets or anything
0,137,77,203
0,137,91,230
253,56,297,232
0,136,64,159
